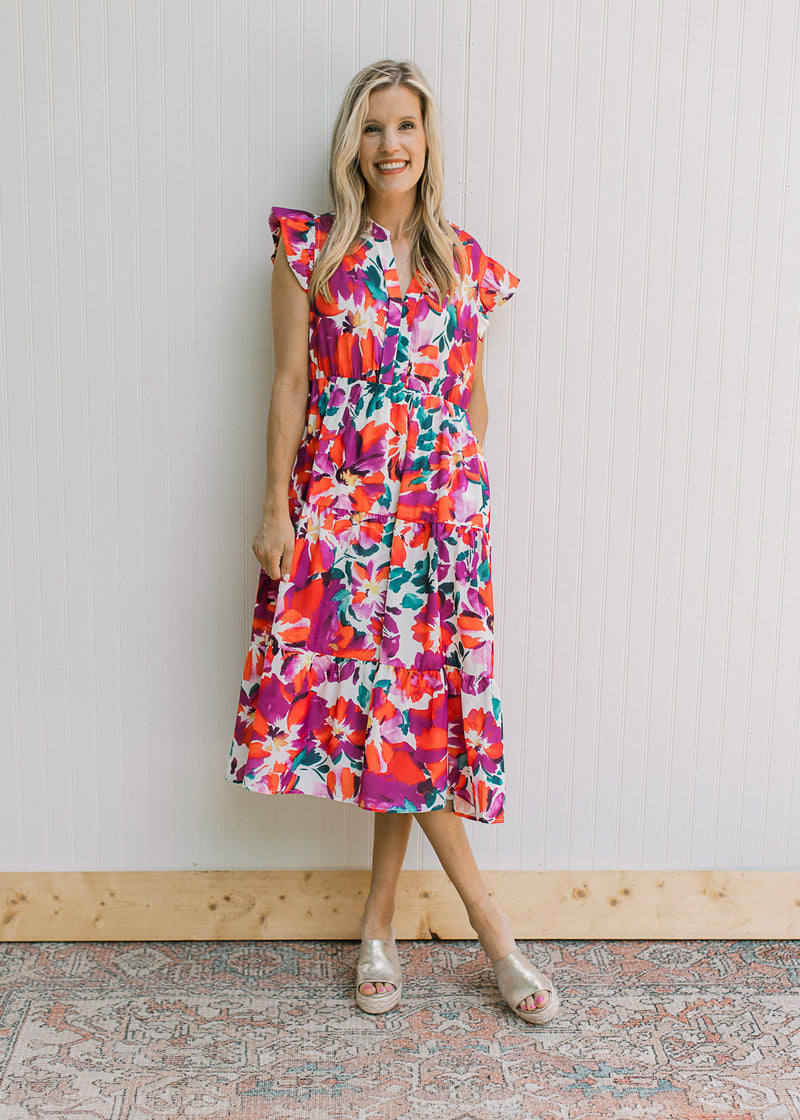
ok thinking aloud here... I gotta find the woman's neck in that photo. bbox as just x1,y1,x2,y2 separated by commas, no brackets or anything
366,194,416,242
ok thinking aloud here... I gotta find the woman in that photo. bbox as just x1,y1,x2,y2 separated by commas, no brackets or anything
227,59,559,1025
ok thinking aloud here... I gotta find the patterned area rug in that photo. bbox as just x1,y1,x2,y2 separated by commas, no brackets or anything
0,940,798,1119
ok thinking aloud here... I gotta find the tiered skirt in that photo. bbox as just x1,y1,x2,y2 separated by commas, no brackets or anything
227,374,505,823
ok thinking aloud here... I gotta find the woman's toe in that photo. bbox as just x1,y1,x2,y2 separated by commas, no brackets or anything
517,991,549,1012
359,980,395,996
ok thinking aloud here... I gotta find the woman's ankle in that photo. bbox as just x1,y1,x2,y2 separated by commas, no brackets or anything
466,896,517,961
359,894,396,938
465,891,495,929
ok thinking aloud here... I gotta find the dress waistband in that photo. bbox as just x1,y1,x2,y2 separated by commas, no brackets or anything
310,370,470,413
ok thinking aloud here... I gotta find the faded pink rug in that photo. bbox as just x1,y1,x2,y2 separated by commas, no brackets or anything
0,939,797,1118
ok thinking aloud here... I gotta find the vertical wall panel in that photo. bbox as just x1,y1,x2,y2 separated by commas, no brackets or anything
76,0,118,871
0,0,27,869
221,0,273,871
20,0,70,869
2,0,799,873
161,0,196,869
105,1,149,869
497,0,550,872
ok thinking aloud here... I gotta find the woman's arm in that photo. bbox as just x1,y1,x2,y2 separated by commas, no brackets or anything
468,338,489,450
251,237,310,580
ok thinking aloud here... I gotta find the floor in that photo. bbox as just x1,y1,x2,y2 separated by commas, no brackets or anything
0,939,798,1119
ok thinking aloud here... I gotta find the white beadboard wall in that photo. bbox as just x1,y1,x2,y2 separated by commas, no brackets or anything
1,0,799,874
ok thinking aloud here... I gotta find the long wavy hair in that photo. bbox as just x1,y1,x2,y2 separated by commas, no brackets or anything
309,59,467,306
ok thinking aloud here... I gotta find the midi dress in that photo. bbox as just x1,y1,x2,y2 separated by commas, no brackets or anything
226,206,520,824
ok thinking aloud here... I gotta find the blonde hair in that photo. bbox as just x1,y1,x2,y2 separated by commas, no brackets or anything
309,59,467,306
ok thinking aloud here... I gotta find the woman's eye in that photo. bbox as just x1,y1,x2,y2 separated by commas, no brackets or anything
364,121,416,134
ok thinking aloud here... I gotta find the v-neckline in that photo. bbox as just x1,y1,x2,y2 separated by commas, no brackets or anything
368,218,423,302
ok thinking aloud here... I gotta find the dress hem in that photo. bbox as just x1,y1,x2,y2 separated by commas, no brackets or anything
225,768,505,825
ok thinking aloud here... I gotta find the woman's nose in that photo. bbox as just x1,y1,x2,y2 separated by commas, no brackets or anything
380,128,401,151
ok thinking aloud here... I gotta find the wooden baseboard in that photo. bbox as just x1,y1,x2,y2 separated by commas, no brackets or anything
2,870,798,941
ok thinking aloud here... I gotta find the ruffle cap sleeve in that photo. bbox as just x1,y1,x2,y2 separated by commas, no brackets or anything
475,246,520,339
268,206,317,290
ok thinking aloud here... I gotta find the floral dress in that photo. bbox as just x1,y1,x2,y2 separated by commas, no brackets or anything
226,207,519,823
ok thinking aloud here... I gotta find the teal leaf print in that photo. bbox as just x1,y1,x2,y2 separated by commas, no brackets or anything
230,207,519,826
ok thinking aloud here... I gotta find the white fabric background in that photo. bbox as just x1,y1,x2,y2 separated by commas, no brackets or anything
1,0,799,872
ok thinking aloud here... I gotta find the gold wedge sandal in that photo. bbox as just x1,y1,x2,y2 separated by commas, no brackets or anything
490,949,560,1025
355,923,402,1014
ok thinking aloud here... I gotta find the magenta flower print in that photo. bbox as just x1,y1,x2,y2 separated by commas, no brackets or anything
227,205,519,824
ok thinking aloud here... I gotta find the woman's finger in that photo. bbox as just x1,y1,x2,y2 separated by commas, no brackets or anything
281,549,292,580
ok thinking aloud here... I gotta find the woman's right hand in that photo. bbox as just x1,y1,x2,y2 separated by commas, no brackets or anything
252,508,296,581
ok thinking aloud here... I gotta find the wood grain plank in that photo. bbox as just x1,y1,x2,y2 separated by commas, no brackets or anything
2,870,798,941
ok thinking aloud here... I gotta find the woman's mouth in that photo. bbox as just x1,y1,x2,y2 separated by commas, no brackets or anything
376,160,409,175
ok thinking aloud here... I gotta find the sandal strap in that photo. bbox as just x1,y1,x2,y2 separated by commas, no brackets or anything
490,949,553,1010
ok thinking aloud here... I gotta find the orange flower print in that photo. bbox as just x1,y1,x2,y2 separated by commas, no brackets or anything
227,206,518,825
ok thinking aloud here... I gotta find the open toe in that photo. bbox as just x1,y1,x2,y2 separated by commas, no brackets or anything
358,979,396,997
355,925,402,1014
490,949,560,1025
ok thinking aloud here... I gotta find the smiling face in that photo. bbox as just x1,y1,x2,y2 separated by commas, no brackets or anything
357,84,427,209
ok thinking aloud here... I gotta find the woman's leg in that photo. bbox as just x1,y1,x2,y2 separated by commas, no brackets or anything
357,811,413,996
413,802,549,1014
